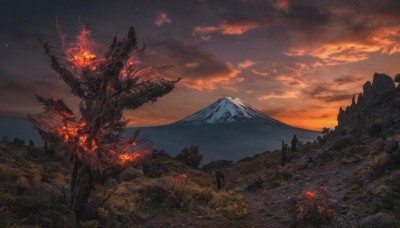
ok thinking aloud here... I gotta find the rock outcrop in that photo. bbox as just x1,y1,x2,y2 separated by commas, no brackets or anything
337,73,400,131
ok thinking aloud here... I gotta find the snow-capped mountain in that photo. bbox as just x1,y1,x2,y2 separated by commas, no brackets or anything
172,97,284,126
124,96,320,164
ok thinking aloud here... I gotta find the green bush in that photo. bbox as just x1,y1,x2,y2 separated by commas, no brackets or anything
175,146,203,168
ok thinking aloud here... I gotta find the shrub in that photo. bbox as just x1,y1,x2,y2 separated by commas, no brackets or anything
13,137,25,147
370,152,388,177
206,191,248,219
176,146,203,168
132,174,212,211
142,150,170,178
292,187,334,226
137,184,171,206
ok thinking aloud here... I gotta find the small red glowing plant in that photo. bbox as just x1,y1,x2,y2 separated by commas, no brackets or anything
294,186,334,226
168,174,194,208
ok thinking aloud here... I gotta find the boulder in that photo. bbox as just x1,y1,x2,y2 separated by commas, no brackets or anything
390,169,400,191
383,137,400,164
359,212,395,228
389,150,400,163
372,185,393,209
299,156,309,170
145,221,155,228
384,137,398,154
243,176,264,191
117,214,133,225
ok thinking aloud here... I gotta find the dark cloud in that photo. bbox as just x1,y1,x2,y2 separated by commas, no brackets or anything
303,85,352,102
141,39,238,90
260,107,288,116
196,0,400,65
320,93,353,102
0,67,79,117
305,85,329,97
0,68,62,96
0,110,25,118
195,0,331,37
333,75,363,85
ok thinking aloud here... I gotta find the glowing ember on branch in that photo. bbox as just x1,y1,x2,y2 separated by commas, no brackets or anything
305,190,316,200
70,49,97,68
56,18,103,69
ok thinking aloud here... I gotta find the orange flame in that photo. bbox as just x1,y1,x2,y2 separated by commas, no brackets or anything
57,19,102,69
305,191,315,200
118,152,142,165
54,117,145,166
66,26,98,69
60,111,75,119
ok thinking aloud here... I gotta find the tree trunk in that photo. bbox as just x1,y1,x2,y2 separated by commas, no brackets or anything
70,159,94,212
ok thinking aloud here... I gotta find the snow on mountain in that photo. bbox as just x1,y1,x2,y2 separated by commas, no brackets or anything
172,97,284,126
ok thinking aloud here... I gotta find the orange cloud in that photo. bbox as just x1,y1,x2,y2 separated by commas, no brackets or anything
273,0,289,11
219,21,264,35
182,66,240,91
251,69,269,77
125,115,174,127
238,59,258,69
194,26,218,34
285,26,400,65
194,20,265,38
258,91,299,100
276,75,307,88
155,12,171,26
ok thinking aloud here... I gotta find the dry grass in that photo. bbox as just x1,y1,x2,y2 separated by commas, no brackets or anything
370,151,388,177
205,191,248,219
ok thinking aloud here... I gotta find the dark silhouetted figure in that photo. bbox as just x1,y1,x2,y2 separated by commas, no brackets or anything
215,170,225,190
28,139,35,147
291,135,298,152
281,140,288,166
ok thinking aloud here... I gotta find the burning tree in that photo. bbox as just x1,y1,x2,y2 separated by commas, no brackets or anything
29,20,180,212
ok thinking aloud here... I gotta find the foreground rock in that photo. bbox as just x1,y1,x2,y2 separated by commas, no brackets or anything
359,212,395,228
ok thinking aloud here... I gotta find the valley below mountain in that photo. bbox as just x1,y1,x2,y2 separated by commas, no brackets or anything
126,97,320,164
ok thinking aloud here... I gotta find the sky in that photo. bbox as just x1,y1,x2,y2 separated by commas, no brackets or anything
1,0,400,131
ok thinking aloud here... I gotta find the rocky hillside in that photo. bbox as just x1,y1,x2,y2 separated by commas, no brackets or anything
337,73,400,134
0,73,399,228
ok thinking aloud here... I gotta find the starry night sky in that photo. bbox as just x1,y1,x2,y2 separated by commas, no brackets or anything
2,0,400,130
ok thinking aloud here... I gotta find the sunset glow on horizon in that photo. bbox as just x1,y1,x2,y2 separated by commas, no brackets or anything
2,0,400,131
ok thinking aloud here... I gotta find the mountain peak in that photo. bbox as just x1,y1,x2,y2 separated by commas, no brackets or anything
172,96,285,126
220,96,245,105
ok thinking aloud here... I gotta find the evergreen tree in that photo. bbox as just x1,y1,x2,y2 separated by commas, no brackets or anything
29,20,180,213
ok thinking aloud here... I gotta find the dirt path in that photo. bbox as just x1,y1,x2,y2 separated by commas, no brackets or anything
244,156,361,228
